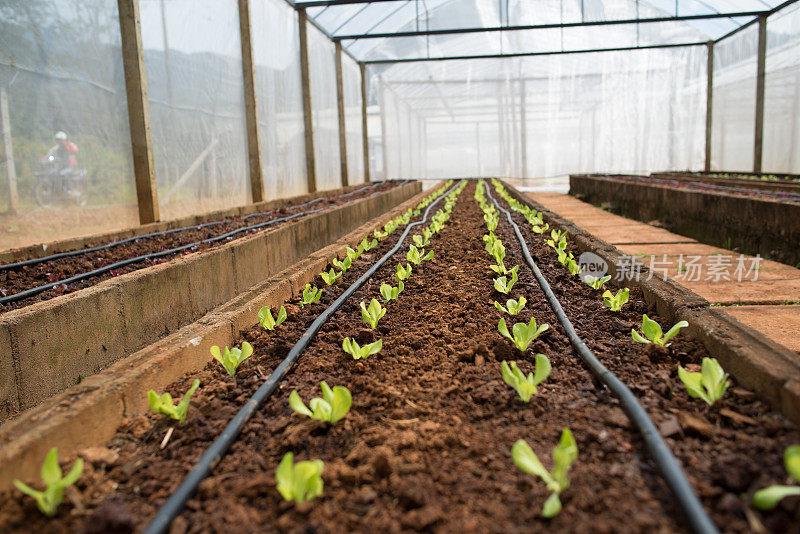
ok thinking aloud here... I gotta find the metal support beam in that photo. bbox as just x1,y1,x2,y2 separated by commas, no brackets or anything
238,0,264,202
359,62,371,181
118,0,159,224
753,15,767,173
0,87,18,214
704,41,713,172
335,41,349,187
298,8,317,192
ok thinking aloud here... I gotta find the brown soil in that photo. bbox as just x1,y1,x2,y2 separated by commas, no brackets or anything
0,181,798,534
0,182,398,312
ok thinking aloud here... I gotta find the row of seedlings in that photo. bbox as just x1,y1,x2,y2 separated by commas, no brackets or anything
486,179,800,514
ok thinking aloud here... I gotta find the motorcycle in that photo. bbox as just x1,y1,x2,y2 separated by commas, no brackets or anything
33,154,88,208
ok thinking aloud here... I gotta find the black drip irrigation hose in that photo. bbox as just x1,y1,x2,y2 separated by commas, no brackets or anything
142,180,465,534
0,181,392,273
0,181,405,305
485,184,719,534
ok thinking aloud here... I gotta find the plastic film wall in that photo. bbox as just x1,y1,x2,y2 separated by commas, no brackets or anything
342,55,365,184
308,25,341,191
0,0,138,250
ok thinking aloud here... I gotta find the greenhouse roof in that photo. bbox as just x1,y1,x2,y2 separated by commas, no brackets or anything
294,0,792,62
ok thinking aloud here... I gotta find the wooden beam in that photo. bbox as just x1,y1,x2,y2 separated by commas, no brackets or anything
753,15,767,173
0,88,18,214
118,0,159,223
360,62,370,182
298,8,317,192
335,41,349,187
705,41,713,172
238,0,264,202
379,78,389,180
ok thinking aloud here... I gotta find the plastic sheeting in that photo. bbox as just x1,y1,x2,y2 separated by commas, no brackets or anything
0,0,138,249
371,44,707,180
342,54,365,184
140,0,249,220
251,0,307,198
308,25,341,190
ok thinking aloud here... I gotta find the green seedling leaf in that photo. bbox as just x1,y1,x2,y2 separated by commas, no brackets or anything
406,244,434,265
320,268,342,286
512,428,577,518
602,288,629,312
210,342,254,377
346,246,361,261
412,234,430,248
289,381,352,424
493,266,519,294
148,378,201,423
301,284,323,308
13,448,84,517
332,256,352,274
275,452,324,503
752,445,800,510
342,337,383,360
631,315,688,346
396,262,412,281
360,298,387,329
583,274,611,290
494,296,527,315
258,305,287,331
500,354,551,402
677,357,730,405
380,281,404,302
374,229,387,239
361,237,378,251
567,259,580,276
498,316,549,352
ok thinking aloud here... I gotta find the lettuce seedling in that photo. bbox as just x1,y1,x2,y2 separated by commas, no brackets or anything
13,448,83,517
413,233,430,248
380,281,404,302
289,381,352,424
148,379,201,423
498,317,549,351
374,228,387,239
512,429,578,518
407,244,434,265
301,284,323,308
211,342,254,377
360,298,386,329
332,256,351,273
361,236,378,251
602,288,629,312
320,268,342,286
501,355,551,402
276,452,324,503
752,445,800,510
531,222,549,234
549,229,565,243
494,266,519,294
346,246,361,262
258,305,287,331
483,232,500,254
567,259,580,276
631,315,688,347
489,241,508,274
584,274,611,290
494,296,527,315
557,250,574,267
396,262,412,281
677,357,730,405
342,337,383,359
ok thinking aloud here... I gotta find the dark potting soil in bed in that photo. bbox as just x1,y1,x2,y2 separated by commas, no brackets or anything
1,181,798,534
0,181,399,312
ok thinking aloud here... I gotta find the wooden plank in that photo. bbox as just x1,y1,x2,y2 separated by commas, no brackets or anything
705,40,713,172
360,62,370,181
298,8,317,193
118,0,159,224
753,15,767,173
335,41,349,187
238,0,265,203
0,88,18,214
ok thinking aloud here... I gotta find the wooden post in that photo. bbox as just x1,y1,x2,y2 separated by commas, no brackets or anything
298,8,317,192
0,88,18,214
753,15,767,173
118,0,159,223
334,41,349,187
238,0,264,203
705,40,713,171
360,62,371,182
520,78,528,179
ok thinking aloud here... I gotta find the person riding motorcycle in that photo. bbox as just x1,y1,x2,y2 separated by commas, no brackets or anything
45,131,78,173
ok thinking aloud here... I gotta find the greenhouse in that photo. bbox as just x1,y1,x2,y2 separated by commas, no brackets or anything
0,0,799,532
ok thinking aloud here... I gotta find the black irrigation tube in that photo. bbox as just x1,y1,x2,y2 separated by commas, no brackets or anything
485,184,719,534
0,181,391,272
143,180,465,534
0,181,404,305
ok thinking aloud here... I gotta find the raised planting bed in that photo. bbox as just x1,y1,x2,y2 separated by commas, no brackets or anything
0,180,798,533
570,174,800,267
0,181,419,418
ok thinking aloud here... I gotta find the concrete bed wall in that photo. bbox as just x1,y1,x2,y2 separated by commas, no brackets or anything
0,182,420,420
570,175,800,267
